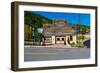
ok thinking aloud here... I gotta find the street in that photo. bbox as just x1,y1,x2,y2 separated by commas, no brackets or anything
24,47,90,61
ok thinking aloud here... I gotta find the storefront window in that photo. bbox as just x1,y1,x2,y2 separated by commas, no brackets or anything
57,38,60,41
62,38,64,41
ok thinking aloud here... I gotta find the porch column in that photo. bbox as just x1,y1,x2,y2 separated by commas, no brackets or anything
52,36,55,44
73,35,77,44
65,36,68,44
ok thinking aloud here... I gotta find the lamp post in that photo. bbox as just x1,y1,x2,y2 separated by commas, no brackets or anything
78,14,82,47
76,14,81,44
32,27,35,45
79,14,81,44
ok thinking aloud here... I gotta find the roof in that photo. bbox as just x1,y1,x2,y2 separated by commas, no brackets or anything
43,23,77,37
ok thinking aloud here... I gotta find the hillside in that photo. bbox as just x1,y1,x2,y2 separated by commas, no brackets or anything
24,11,53,27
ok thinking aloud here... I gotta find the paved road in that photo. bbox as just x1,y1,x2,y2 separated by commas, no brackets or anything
24,47,90,62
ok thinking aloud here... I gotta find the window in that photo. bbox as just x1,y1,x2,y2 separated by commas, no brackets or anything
62,38,64,41
57,38,60,41
45,38,51,42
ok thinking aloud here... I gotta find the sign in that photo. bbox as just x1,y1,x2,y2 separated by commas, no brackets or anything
37,28,43,33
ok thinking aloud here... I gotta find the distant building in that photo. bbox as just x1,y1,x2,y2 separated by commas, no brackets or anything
42,19,77,45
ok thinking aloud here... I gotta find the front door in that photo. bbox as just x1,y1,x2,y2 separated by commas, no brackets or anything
56,37,65,44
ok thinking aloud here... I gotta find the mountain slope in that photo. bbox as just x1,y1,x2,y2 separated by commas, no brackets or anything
24,11,53,26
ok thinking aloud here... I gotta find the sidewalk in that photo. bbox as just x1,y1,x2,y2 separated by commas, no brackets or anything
24,44,81,49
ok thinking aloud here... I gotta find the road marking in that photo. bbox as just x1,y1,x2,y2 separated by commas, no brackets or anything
24,52,57,55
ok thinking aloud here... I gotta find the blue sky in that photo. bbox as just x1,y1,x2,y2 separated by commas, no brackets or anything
33,11,90,26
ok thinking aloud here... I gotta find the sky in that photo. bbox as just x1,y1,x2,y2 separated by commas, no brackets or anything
33,11,90,26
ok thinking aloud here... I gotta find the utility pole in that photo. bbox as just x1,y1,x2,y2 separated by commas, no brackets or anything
77,14,81,46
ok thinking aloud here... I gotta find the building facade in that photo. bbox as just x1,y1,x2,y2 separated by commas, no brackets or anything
42,19,77,46
24,24,32,41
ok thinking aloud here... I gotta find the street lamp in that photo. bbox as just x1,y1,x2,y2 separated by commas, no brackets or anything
32,28,35,45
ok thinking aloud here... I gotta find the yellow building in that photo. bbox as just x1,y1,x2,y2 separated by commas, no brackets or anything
24,24,32,41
